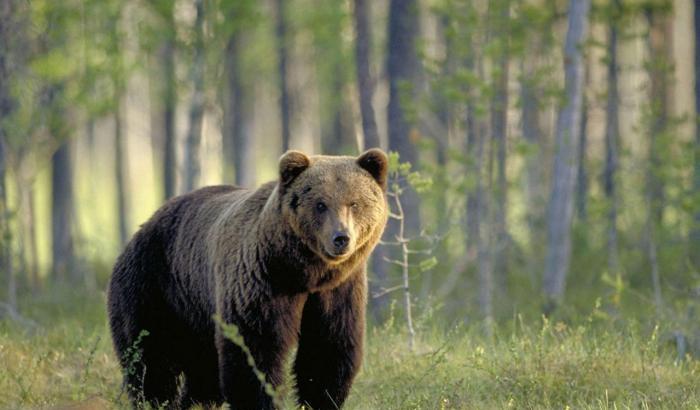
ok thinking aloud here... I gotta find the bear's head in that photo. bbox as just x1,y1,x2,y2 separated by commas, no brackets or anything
278,148,388,265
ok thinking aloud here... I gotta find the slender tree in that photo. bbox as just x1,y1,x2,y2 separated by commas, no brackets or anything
474,60,493,334
353,0,388,318
110,10,129,247
462,1,480,267
313,0,353,155
646,7,671,226
162,37,177,198
604,0,622,275
543,0,591,308
575,66,589,222
149,0,178,199
0,138,12,310
114,100,128,247
183,0,205,193
645,5,672,314
489,0,510,296
387,0,421,234
275,0,291,151
465,65,480,266
225,30,255,187
353,0,380,150
0,0,15,310
692,0,700,268
39,1,78,282
51,127,76,281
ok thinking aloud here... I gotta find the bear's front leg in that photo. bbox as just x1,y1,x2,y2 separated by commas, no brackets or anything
216,320,287,410
294,271,367,409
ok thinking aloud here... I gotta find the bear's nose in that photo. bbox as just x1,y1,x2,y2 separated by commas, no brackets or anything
332,232,350,251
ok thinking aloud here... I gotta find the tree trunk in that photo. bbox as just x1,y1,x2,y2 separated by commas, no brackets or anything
183,0,205,193
387,0,420,235
25,185,39,291
162,31,177,199
0,0,15,309
51,139,76,282
465,55,480,266
575,84,588,222
353,0,386,319
604,0,621,275
692,0,700,268
475,81,492,333
321,72,350,155
353,0,380,150
646,9,671,226
490,0,510,299
479,86,494,335
543,0,590,308
275,0,291,152
645,7,672,314
225,34,255,187
114,103,129,247
0,137,13,310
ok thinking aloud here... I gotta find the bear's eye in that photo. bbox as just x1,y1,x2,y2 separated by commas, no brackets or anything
316,202,327,212
350,202,360,210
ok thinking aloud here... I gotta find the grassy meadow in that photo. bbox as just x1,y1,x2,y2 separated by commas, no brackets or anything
1,286,699,409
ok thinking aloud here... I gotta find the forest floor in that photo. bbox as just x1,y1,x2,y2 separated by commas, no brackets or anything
1,287,699,409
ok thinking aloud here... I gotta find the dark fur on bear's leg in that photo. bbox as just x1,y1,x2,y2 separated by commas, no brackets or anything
217,337,278,410
127,347,179,408
294,271,366,410
217,294,307,410
108,229,181,408
178,337,222,407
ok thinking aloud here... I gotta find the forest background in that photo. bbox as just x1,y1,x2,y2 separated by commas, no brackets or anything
1,0,700,408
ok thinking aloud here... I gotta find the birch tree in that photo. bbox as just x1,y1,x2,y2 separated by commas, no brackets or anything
543,0,590,308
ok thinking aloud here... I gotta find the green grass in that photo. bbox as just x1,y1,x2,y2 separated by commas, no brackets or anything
1,290,699,409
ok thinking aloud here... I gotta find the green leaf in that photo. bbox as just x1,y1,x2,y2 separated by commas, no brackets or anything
419,257,438,272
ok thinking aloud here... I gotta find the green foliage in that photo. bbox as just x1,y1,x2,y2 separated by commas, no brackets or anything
387,151,433,194
419,256,438,273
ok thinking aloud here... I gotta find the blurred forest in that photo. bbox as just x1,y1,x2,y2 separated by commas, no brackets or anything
0,0,699,341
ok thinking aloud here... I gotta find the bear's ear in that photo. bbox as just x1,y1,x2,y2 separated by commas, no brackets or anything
279,150,310,188
357,148,388,190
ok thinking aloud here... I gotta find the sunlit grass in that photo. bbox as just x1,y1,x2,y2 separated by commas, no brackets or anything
352,318,700,409
1,289,700,409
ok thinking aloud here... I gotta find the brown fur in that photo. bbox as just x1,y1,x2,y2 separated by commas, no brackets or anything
107,149,388,409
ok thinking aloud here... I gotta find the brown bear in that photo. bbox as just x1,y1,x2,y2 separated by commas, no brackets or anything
107,148,388,409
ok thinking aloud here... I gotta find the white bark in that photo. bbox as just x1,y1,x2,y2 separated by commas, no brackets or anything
543,0,590,305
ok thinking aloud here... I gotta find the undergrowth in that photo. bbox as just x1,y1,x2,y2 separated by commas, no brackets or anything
1,288,699,409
